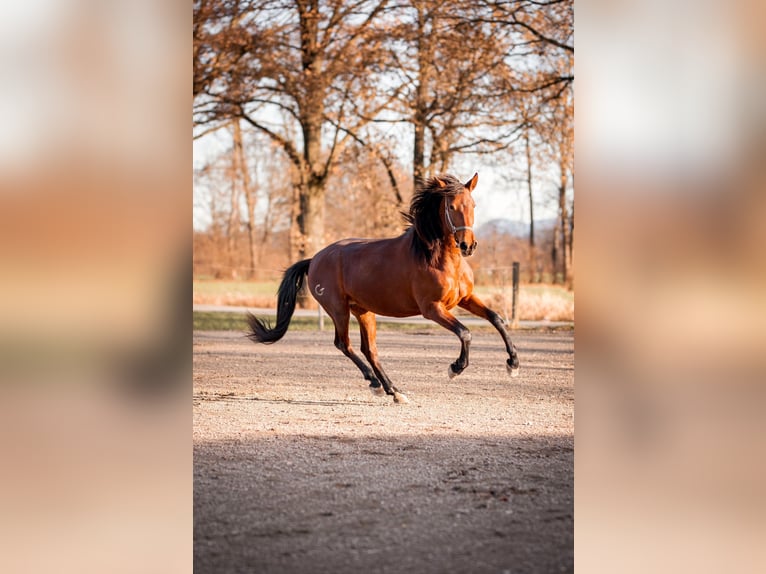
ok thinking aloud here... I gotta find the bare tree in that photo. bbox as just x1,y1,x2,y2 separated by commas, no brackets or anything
487,0,573,285
372,1,520,186
524,128,537,282
193,158,238,278
326,142,412,240
232,120,258,277
540,84,573,285
194,0,393,261
193,0,575,286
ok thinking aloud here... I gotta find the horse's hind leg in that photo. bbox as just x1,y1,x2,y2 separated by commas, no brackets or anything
347,308,384,397
326,305,381,391
352,308,408,404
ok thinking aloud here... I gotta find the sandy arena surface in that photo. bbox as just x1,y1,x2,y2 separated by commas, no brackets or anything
194,327,573,573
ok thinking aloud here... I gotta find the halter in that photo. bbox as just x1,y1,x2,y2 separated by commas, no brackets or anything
444,198,474,246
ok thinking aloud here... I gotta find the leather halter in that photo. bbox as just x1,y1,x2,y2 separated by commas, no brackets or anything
444,199,473,246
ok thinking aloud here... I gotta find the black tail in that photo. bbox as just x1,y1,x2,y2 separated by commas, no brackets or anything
246,258,312,344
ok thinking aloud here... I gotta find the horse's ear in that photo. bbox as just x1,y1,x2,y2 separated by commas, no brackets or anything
434,177,447,189
465,173,479,192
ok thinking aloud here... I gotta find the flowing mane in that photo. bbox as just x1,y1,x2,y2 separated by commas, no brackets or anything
403,174,465,266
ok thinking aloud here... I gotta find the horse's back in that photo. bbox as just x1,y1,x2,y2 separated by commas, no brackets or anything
308,235,421,317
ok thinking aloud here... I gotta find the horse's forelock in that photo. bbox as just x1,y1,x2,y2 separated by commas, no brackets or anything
418,175,464,196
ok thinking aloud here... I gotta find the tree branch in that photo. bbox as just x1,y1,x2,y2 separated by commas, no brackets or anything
238,107,304,172
322,117,403,205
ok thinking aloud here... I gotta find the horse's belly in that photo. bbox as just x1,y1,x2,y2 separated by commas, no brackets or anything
363,302,421,318
348,287,421,318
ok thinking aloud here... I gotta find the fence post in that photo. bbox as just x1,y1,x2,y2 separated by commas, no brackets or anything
501,268,509,324
318,305,324,331
511,261,520,329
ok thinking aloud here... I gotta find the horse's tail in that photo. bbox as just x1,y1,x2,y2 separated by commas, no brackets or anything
246,258,312,344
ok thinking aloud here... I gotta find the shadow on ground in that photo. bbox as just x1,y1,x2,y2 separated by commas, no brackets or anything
194,432,573,574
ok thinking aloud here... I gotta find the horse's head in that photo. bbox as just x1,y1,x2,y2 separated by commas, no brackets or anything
441,173,479,257
407,173,481,264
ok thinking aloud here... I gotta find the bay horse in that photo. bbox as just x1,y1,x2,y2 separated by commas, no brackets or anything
246,173,520,403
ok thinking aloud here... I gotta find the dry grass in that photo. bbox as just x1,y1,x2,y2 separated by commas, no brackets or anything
193,292,277,308
193,280,278,308
481,286,574,322
194,280,574,322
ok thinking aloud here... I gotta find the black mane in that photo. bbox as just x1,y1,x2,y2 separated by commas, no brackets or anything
402,174,464,266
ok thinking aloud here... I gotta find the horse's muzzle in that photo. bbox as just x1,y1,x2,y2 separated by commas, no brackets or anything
459,240,478,257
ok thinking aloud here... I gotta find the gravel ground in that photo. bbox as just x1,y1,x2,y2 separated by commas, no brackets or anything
194,327,574,573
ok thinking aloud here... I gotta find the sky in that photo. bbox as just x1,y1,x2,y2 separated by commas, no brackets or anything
193,125,564,232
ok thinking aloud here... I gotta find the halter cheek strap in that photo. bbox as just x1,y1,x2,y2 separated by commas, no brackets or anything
445,201,474,240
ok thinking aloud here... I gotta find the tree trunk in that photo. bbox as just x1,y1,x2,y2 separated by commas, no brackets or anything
227,134,241,279
551,224,560,284
293,180,325,308
289,179,303,263
413,117,426,186
568,201,574,289
289,0,327,270
233,120,258,278
297,183,325,259
558,155,570,286
525,130,536,283
412,4,431,187
290,111,326,262
261,185,274,249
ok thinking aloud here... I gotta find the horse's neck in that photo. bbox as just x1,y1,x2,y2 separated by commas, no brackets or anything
434,239,462,270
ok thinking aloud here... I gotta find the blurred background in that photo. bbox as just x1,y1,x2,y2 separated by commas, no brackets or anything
0,0,764,572
0,1,189,573
577,0,766,571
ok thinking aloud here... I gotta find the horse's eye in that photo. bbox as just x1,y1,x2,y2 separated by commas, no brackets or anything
449,205,455,210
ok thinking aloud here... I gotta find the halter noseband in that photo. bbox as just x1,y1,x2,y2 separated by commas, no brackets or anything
444,199,474,246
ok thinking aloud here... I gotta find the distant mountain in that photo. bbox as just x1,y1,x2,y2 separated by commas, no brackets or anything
477,218,557,240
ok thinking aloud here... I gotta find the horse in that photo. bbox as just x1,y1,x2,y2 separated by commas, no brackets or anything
246,173,520,403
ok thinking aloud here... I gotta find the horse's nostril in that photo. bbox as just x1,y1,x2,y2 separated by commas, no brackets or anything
460,241,468,251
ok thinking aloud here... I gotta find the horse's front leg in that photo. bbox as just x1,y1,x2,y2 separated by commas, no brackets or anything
421,303,472,379
458,294,520,377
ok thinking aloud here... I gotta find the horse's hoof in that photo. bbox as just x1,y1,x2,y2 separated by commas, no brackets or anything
507,363,520,378
448,365,459,379
369,385,386,397
393,392,410,404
